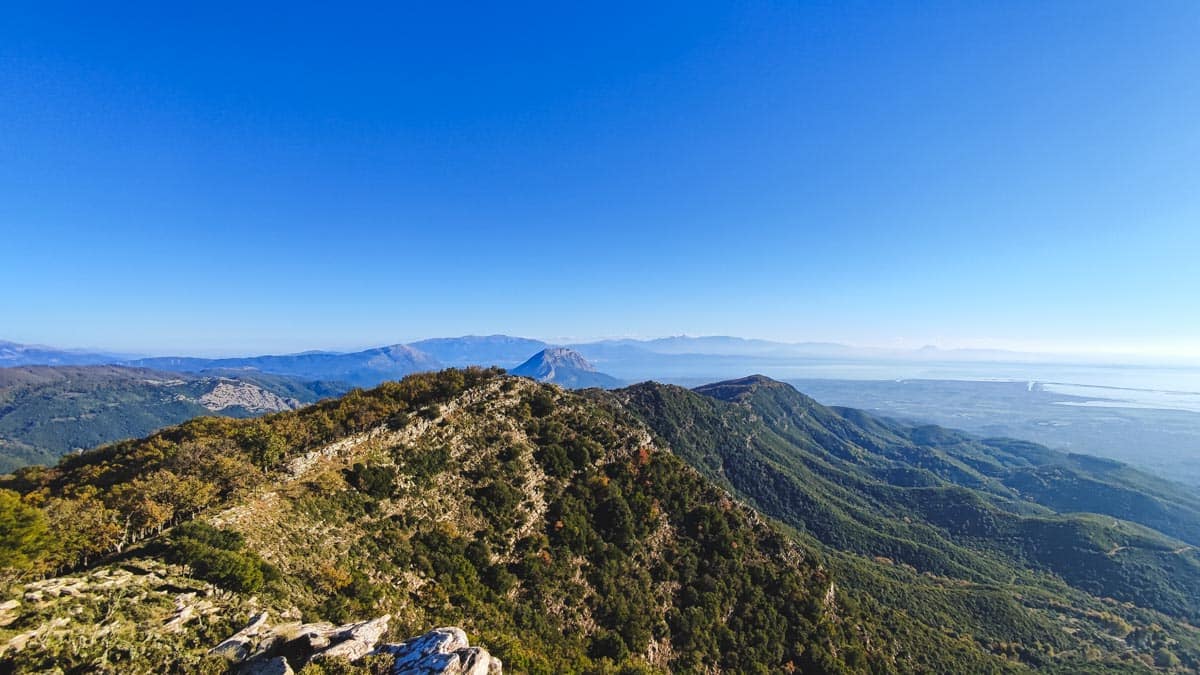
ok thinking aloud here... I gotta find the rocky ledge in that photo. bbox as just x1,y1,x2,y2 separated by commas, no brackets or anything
211,612,501,674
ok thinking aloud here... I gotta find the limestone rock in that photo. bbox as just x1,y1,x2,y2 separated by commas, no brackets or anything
313,615,391,661
211,614,501,674
200,380,300,413
291,622,337,652
211,612,270,661
381,627,502,675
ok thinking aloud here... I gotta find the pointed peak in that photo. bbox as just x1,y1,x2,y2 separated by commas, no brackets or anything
531,347,596,371
510,348,621,389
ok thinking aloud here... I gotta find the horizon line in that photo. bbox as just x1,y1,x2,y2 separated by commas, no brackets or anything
6,334,1200,366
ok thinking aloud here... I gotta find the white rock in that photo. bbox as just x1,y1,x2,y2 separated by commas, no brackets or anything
211,612,270,661
163,604,195,633
379,627,501,675
211,616,501,674
315,614,391,661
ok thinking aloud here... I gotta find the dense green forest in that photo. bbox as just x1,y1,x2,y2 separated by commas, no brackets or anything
0,370,1198,672
615,376,1200,671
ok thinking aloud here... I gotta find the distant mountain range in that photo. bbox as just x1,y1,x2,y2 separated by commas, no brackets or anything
127,344,439,387
509,347,622,389
578,335,853,357
3,334,1120,388
409,334,550,368
6,336,1197,488
0,340,137,367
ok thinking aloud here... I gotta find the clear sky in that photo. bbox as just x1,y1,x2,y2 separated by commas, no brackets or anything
2,2,1198,357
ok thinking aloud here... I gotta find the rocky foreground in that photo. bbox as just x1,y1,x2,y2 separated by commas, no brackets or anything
212,612,501,675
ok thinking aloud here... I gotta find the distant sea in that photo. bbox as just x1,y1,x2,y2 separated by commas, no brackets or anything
765,360,1200,398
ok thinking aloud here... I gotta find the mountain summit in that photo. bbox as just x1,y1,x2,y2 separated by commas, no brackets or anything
509,347,622,389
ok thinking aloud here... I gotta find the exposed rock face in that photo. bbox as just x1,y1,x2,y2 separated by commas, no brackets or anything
509,348,622,389
199,380,300,413
211,612,270,661
380,627,502,675
521,347,597,374
211,613,501,674
313,615,391,662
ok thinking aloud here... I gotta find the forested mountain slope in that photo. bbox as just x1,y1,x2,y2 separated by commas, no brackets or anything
1,371,1198,672
0,366,346,472
615,376,1200,670
0,369,987,674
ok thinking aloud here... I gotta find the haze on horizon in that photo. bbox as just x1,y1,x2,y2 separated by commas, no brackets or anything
3,3,1197,359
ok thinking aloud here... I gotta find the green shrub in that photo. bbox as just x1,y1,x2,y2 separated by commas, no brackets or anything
403,447,451,485
346,463,397,499
316,567,383,624
163,522,271,593
529,390,556,418
0,489,47,570
473,482,524,529
386,410,411,431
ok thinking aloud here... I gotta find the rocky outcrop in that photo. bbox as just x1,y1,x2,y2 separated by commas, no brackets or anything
211,611,270,661
313,615,391,662
210,613,501,674
199,380,300,413
379,627,501,675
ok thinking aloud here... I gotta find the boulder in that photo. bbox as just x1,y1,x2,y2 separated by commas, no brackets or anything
211,612,270,661
380,627,502,675
313,614,391,661
212,614,501,674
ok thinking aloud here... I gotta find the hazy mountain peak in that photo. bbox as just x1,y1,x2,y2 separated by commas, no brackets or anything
0,340,130,367
408,335,549,368
535,347,597,371
510,348,622,389
369,343,436,359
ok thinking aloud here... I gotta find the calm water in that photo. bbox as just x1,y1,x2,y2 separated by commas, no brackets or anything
764,361,1200,395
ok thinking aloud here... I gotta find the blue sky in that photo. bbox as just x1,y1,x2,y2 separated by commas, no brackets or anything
2,2,1198,357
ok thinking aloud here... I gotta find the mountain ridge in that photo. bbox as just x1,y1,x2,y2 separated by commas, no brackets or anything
409,335,550,368
0,369,891,673
129,344,441,387
3,334,1140,375
618,376,1200,626
2,369,1199,670
0,341,139,368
